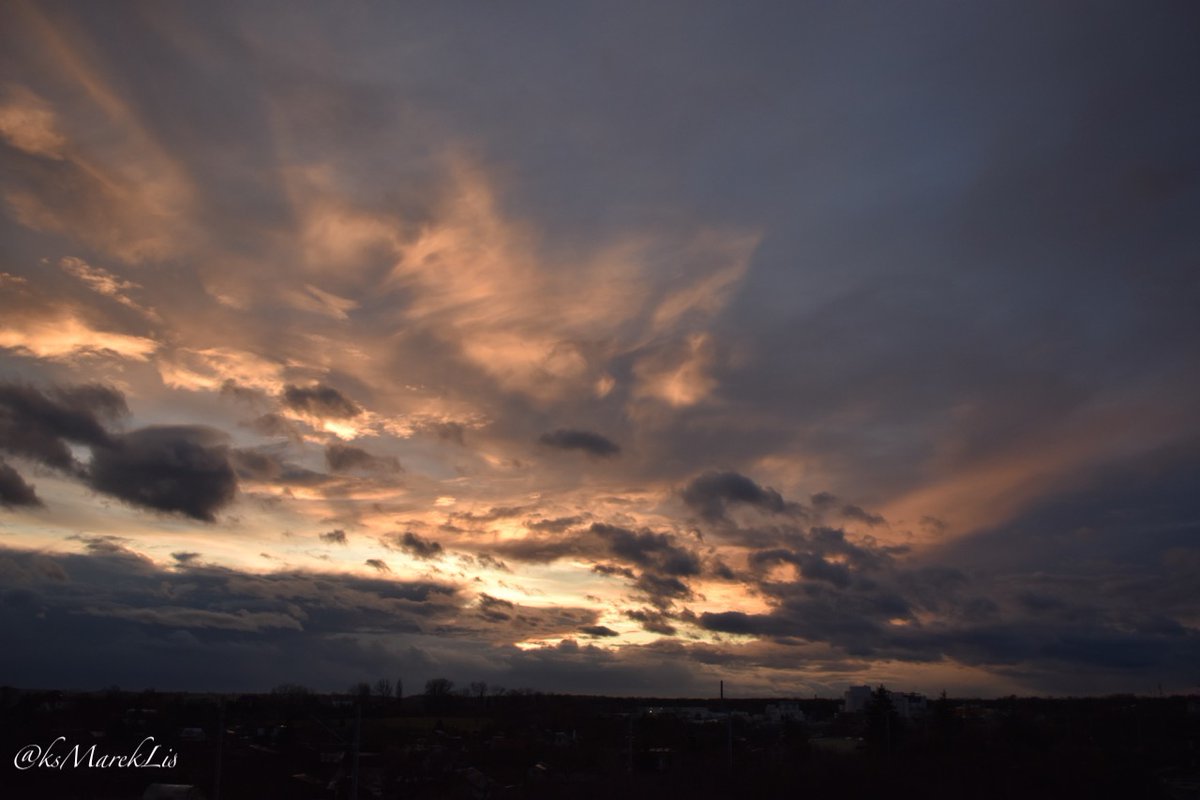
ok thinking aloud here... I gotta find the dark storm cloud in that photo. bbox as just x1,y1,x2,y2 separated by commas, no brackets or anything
488,536,585,564
680,471,795,522
382,531,444,560
281,383,361,419
427,421,466,445
715,519,906,576
228,448,281,480
88,426,238,522
840,504,885,526
0,544,477,689
624,608,677,636
477,593,513,622
50,383,129,421
451,505,529,524
697,610,771,636
592,563,636,580
487,522,704,609
750,548,852,588
244,413,301,440
688,462,1200,679
0,458,41,507
490,522,702,583
229,448,331,487
70,534,151,562
526,515,587,532
634,573,694,608
810,492,839,511
475,553,510,572
579,624,619,638
219,379,267,405
589,523,701,576
0,384,244,521
319,529,348,545
325,443,401,473
537,428,620,458
709,558,736,580
0,382,121,474
473,593,601,638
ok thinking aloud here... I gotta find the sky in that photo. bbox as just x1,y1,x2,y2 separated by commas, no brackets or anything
0,0,1198,698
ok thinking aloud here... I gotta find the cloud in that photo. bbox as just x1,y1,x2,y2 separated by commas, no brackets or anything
475,554,510,572
228,448,283,481
0,382,122,474
488,521,702,592
680,471,793,522
325,443,401,473
592,563,636,580
159,349,286,395
841,504,886,526
451,505,529,524
632,332,718,408
281,383,361,419
0,85,67,159
472,593,601,639
93,605,304,633
58,257,159,321
538,429,621,458
634,573,694,608
0,544,480,690
697,610,766,636
579,625,619,638
488,537,583,564
476,593,514,622
590,523,700,577
526,515,587,532
383,531,444,560
623,608,677,636
489,521,703,612
428,421,466,445
365,558,391,573
245,413,301,440
319,529,348,545
0,459,41,508
88,426,238,521
0,312,159,361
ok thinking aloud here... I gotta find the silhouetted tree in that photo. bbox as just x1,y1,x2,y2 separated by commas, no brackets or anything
470,681,488,699
424,677,454,712
866,684,900,755
931,689,957,751
374,678,393,698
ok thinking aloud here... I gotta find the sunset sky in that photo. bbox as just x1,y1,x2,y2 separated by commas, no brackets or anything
1,1,1198,697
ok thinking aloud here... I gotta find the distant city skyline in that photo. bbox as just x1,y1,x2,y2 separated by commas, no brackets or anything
1,1,1198,697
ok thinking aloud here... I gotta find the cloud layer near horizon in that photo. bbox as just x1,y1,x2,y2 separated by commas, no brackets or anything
0,1,1197,696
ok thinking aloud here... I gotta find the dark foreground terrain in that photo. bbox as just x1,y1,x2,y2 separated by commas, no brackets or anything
2,685,1198,799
